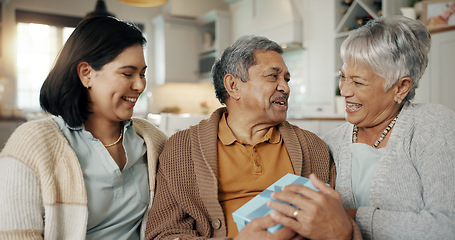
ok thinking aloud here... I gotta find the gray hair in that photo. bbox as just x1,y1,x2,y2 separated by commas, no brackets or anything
211,35,283,104
340,15,431,102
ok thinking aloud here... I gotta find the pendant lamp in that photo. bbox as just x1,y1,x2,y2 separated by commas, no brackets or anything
85,0,115,18
119,0,168,7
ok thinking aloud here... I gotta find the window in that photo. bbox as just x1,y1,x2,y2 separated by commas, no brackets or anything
15,10,148,114
16,23,74,111
15,10,81,111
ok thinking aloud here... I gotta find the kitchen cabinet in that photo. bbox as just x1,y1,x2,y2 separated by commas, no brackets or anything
197,10,231,80
151,10,231,85
151,15,200,85
414,30,455,112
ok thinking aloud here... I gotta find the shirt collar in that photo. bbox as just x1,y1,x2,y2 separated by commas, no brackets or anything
218,113,237,145
217,113,281,145
53,115,133,131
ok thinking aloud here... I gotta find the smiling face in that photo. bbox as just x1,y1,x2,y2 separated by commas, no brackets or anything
238,50,290,125
84,44,146,124
339,63,399,128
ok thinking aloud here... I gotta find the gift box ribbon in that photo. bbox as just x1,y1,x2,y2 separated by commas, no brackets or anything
244,176,317,221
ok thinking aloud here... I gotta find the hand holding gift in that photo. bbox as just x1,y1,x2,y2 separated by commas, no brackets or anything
232,173,323,233
267,174,354,240
233,173,357,240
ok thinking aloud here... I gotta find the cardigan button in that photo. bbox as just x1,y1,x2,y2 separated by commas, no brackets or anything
211,218,221,230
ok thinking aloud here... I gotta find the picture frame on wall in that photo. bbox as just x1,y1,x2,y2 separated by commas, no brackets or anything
421,0,455,33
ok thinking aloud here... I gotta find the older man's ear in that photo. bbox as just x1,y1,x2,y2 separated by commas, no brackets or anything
224,74,241,101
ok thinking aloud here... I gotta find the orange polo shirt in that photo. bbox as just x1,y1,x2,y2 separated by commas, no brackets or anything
217,113,294,237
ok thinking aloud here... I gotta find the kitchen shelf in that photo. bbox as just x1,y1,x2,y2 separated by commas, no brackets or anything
197,10,231,79
335,0,380,36
335,0,409,52
333,0,409,91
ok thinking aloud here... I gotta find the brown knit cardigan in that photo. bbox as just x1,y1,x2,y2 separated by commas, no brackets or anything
145,107,336,240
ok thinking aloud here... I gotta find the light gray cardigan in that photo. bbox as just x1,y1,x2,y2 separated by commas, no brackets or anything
323,103,455,239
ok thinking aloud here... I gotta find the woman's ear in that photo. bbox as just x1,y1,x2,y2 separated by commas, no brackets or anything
395,77,412,103
224,74,241,101
77,62,93,89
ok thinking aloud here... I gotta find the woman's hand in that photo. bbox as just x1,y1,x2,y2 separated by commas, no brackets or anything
234,215,303,240
267,174,353,240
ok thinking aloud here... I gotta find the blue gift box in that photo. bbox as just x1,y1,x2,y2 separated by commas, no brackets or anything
232,173,320,233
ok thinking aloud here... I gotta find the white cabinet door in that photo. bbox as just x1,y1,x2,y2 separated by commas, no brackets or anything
415,30,455,112
152,16,200,85
429,31,455,112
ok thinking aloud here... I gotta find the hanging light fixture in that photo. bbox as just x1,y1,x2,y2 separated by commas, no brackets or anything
119,0,168,7
85,0,115,19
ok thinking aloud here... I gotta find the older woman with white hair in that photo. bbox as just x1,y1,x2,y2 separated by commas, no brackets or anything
266,15,455,240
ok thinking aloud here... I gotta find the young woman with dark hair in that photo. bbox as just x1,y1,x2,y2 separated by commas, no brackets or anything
0,16,167,239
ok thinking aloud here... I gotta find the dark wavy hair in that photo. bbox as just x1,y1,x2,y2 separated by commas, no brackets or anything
39,16,146,127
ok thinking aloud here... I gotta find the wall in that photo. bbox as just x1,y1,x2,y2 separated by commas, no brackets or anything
0,0,162,109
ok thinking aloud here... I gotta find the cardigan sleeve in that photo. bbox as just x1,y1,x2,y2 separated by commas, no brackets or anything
0,156,44,240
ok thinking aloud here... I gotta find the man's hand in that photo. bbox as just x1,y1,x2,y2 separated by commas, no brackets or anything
234,215,303,240
267,173,353,240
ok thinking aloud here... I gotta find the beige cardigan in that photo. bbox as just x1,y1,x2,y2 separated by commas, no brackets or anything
145,107,338,239
0,117,167,240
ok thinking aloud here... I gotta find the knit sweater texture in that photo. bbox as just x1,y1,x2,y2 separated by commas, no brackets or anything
322,103,455,239
0,117,167,240
145,107,337,240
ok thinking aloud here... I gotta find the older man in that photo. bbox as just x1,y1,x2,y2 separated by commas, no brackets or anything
145,35,336,239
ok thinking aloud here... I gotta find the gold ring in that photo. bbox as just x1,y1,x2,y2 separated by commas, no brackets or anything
293,210,299,218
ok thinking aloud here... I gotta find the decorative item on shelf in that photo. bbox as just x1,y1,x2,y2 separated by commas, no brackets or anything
343,26,355,32
356,14,374,25
340,7,348,15
401,7,417,19
421,0,455,33
119,0,168,7
413,0,423,19
201,31,214,52
341,0,354,6
399,0,420,20
370,0,382,16
343,14,374,32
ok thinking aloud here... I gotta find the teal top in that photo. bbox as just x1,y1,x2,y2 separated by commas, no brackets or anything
53,116,148,240
350,143,384,208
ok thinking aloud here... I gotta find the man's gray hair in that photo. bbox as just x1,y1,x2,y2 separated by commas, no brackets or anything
211,35,283,104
